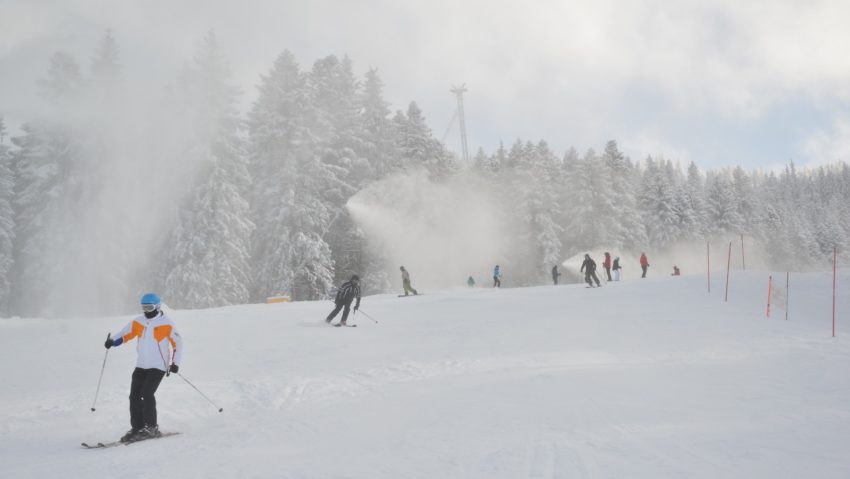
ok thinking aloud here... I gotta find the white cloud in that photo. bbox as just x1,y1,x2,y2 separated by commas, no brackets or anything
3,0,850,169
803,116,850,168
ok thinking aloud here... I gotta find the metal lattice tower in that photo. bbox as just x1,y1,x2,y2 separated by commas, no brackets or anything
450,84,469,166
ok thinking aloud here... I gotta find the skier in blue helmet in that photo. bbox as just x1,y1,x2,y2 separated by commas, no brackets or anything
104,293,183,443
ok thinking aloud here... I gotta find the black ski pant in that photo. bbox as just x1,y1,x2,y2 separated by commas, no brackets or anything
493,276,501,287
326,300,353,323
585,270,600,287
130,367,166,430
604,267,611,281
641,265,648,278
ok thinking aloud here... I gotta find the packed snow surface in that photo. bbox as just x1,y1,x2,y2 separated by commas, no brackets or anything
2,271,849,478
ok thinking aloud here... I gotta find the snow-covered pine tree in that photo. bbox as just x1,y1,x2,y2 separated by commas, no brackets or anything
248,50,336,301
731,166,761,240
557,147,581,255
308,55,369,287
527,140,563,277
248,50,306,301
638,157,681,249
493,141,508,172
161,31,254,309
0,118,15,314
704,170,745,239
603,140,646,251
472,147,491,174
684,161,708,240
567,148,619,251
90,29,122,103
10,121,80,316
10,52,87,316
73,29,135,315
394,102,455,179
359,68,397,180
38,52,83,106
760,171,795,269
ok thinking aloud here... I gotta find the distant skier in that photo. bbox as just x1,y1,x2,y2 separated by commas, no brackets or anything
493,265,502,288
467,276,476,288
580,254,601,287
640,252,649,278
612,256,622,281
400,266,418,296
104,293,183,443
672,265,681,276
602,252,612,281
551,265,561,285
325,275,362,326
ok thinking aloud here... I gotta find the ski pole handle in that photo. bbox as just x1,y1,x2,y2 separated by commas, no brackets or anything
91,333,111,412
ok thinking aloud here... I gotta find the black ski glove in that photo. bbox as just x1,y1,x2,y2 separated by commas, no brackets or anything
169,364,179,374
104,337,114,349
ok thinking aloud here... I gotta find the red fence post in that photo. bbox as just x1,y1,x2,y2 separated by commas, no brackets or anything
766,275,772,318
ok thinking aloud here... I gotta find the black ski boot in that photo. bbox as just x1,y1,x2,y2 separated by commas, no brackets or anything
138,425,162,440
120,428,141,443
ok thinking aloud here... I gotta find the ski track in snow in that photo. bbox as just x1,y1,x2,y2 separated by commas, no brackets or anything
2,272,850,478
232,347,769,412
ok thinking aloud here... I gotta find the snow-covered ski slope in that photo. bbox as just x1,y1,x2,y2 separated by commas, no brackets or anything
2,271,849,478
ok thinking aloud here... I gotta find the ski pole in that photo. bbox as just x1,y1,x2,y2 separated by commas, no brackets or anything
91,333,110,412
357,309,379,324
176,373,224,413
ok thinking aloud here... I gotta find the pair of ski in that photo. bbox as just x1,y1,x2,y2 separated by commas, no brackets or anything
82,432,179,449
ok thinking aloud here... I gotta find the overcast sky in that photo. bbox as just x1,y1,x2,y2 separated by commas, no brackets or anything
2,0,850,171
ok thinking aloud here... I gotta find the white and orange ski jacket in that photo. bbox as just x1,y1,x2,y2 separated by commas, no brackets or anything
110,311,183,372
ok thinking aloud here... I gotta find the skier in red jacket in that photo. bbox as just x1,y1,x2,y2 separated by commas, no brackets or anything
602,252,612,281
640,252,649,278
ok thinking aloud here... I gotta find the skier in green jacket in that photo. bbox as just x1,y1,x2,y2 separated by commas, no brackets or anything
400,266,418,296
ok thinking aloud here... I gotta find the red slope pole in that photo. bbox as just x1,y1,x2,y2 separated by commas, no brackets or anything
725,241,732,302
766,275,772,318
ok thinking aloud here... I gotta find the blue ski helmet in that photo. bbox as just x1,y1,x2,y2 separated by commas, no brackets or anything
140,293,161,306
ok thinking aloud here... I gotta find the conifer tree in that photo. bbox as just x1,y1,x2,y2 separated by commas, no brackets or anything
684,161,708,239
394,102,455,179
705,171,745,237
603,140,646,250
162,31,254,308
11,52,85,316
248,50,335,301
0,119,14,314
359,68,397,179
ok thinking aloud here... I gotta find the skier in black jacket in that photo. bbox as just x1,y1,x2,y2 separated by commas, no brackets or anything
325,275,362,326
580,254,601,287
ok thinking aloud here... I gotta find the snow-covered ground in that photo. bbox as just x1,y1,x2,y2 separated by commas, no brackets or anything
2,271,849,478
